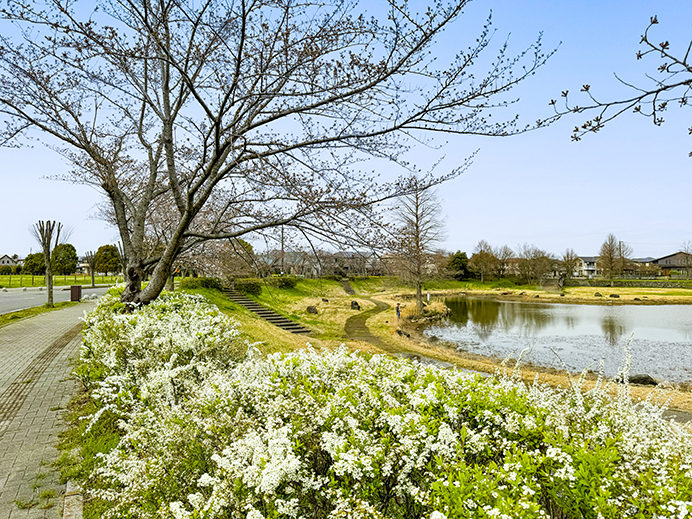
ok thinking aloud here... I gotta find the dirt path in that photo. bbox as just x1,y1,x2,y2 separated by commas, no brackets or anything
344,298,390,348
344,297,465,371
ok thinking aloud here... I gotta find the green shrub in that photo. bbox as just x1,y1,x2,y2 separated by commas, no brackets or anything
267,275,298,289
0,265,12,275
13,265,22,275
495,277,522,287
321,274,341,281
232,277,262,296
178,277,223,290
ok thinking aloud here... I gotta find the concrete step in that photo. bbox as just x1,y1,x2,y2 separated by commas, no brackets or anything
221,289,311,335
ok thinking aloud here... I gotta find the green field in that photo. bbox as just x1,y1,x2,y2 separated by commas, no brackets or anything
0,274,121,288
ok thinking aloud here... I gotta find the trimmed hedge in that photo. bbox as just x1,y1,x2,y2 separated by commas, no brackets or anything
178,277,223,290
267,275,298,289
231,278,262,296
565,279,692,289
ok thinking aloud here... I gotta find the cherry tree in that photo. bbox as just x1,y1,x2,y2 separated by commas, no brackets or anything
1,0,554,304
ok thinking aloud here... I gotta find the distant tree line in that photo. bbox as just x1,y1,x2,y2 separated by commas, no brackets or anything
444,232,685,285
446,241,566,286
4,244,123,277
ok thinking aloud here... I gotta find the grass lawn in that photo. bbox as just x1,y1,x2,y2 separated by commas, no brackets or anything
253,278,371,340
0,302,79,329
184,287,348,355
563,285,692,303
0,274,121,288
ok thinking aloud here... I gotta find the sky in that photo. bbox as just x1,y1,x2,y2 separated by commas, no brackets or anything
0,0,690,260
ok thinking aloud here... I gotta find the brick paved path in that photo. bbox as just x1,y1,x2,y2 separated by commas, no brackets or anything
0,304,94,519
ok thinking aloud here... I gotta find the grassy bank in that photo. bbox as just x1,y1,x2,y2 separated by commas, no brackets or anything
0,302,78,328
416,282,692,305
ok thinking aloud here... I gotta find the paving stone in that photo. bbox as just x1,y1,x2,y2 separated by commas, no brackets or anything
0,303,95,519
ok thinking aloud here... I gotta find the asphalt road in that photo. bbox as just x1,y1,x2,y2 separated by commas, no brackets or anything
0,286,109,314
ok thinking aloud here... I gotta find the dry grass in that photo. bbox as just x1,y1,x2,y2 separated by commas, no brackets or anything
357,291,692,415
204,284,692,415
446,286,692,306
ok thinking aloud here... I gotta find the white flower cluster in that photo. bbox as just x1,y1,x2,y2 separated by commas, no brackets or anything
78,289,245,428
78,292,692,519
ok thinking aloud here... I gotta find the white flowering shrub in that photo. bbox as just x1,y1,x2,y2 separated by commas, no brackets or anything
76,293,692,519
77,288,245,417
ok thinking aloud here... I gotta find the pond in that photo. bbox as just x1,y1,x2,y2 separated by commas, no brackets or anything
423,297,692,383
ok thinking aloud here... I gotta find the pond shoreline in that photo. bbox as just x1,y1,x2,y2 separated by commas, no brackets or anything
396,319,692,420
418,288,692,306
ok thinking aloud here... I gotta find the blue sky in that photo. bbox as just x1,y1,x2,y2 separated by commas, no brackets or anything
433,0,692,259
0,0,690,260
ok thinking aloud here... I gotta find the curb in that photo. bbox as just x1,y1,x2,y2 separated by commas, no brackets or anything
63,481,82,519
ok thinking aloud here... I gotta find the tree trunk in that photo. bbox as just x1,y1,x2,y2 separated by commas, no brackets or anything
416,281,423,314
121,265,144,308
42,247,54,308
45,270,54,307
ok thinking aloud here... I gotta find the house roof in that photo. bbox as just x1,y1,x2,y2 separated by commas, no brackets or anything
653,252,685,263
0,254,22,264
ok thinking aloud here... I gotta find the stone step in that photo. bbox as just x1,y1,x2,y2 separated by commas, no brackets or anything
221,289,311,335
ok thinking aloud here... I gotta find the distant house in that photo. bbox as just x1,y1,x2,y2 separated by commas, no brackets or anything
629,257,660,278
652,252,692,276
321,251,377,277
577,256,599,278
0,254,22,267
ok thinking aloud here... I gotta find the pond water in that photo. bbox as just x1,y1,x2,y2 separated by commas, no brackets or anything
423,297,692,383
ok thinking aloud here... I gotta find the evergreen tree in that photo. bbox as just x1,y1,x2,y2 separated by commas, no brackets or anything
23,253,46,275
448,251,470,280
52,243,78,275
94,245,122,275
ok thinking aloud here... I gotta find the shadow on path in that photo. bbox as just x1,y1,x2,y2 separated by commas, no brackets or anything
340,279,356,295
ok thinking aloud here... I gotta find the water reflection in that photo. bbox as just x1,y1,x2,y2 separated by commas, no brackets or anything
424,297,692,382
446,298,555,339
601,316,627,346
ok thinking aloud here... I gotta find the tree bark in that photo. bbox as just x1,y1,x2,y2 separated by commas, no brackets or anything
121,265,144,309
